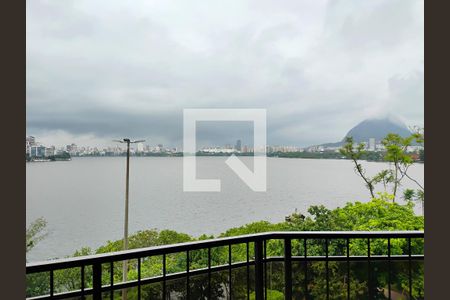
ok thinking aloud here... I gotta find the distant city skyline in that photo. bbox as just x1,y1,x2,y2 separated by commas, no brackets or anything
27,132,423,158
26,134,302,152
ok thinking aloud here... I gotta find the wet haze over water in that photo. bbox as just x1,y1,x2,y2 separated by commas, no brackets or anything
26,157,423,262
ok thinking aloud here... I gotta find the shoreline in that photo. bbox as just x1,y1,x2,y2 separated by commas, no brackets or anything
29,155,423,164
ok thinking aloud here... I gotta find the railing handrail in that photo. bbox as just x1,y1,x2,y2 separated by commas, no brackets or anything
26,230,423,273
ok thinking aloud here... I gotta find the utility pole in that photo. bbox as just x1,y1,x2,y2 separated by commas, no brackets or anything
113,138,145,300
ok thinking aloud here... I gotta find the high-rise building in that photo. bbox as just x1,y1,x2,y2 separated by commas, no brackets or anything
235,139,242,151
368,138,376,151
26,136,36,146
136,143,144,153
26,136,36,155
45,147,56,157
30,145,46,157
66,143,78,155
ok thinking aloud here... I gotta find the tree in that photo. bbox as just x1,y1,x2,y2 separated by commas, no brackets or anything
340,130,424,203
27,200,424,299
381,129,424,207
403,189,424,216
26,217,47,253
339,137,375,198
26,218,48,298
285,194,424,299
381,133,414,198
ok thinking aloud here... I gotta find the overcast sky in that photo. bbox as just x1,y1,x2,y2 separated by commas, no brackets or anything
26,0,424,148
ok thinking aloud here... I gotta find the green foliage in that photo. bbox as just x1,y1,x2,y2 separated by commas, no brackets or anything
219,221,282,237
340,136,376,198
334,194,423,231
340,130,424,203
48,151,71,161
250,289,284,299
403,188,424,215
96,229,192,254
285,193,423,257
339,136,367,160
26,218,49,298
419,149,424,162
270,151,343,159
27,197,424,299
26,272,49,298
26,217,47,254
284,195,424,298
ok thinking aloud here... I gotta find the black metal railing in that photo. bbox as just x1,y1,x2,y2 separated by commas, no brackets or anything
26,231,424,299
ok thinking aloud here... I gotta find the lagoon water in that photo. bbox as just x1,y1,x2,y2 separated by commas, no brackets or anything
26,157,423,262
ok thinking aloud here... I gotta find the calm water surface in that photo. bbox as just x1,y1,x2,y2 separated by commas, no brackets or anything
26,157,423,261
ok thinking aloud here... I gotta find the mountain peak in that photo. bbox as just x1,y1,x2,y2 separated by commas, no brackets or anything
311,116,412,149
342,116,411,143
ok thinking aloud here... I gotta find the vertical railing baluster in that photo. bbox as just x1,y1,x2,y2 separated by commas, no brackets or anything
326,238,329,300
49,269,54,298
208,248,211,300
254,239,264,300
347,238,350,300
163,254,167,300
81,265,85,300
304,238,308,299
110,261,113,300
93,262,102,300
229,244,232,299
408,237,412,299
264,239,267,299
246,242,250,300
138,258,141,300
284,238,292,300
186,250,190,300
368,238,371,299
388,238,391,300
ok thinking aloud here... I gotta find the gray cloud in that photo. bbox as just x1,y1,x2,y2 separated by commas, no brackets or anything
26,0,424,148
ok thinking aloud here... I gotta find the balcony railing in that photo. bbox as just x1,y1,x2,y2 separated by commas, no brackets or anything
26,231,424,299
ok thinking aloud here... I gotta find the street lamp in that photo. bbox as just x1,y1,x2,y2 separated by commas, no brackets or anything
113,138,145,295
